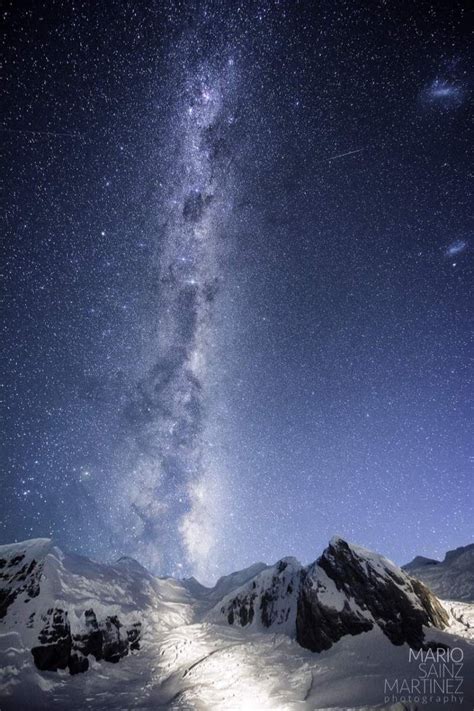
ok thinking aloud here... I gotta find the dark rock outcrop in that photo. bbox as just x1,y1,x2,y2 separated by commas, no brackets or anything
73,609,104,660
31,606,142,674
68,650,89,675
127,621,142,651
296,538,449,653
101,615,129,663
0,555,42,619
410,577,450,629
220,558,300,631
32,608,72,671
0,542,144,675
216,538,449,655
296,568,373,652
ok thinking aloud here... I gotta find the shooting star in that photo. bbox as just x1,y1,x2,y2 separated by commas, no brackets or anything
0,127,83,139
326,147,364,162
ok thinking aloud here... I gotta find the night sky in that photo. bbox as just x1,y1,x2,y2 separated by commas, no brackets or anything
2,0,472,582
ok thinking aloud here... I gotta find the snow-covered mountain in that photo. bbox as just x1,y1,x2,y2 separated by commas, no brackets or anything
404,543,474,602
209,538,451,651
1,537,473,710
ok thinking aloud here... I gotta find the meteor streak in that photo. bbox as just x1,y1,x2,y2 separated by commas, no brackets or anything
326,147,364,161
0,127,82,139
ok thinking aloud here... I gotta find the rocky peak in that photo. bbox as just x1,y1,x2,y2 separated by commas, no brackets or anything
299,537,449,652
208,557,301,634
211,537,449,654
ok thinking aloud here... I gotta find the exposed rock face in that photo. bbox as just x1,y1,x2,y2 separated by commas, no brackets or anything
296,566,372,652
127,621,142,651
73,610,142,665
0,541,143,676
410,577,451,629
222,559,299,629
297,538,449,652
217,558,301,635
32,608,72,671
0,553,42,619
73,609,103,661
100,615,130,663
31,606,142,674
212,538,449,654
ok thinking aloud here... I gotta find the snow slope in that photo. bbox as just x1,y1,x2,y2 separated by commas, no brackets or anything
1,537,473,710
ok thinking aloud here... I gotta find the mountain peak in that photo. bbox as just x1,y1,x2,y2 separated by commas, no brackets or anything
404,555,440,569
114,556,151,575
1,535,473,709
328,534,347,547
444,542,474,564
403,542,474,602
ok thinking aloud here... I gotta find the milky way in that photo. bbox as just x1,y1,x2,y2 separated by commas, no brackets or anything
119,59,239,578
2,0,472,582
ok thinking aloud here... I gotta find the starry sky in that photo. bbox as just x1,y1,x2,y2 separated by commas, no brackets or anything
2,0,472,582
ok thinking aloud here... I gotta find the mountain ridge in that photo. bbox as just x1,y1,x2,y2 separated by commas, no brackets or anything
1,536,473,709
403,542,474,602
